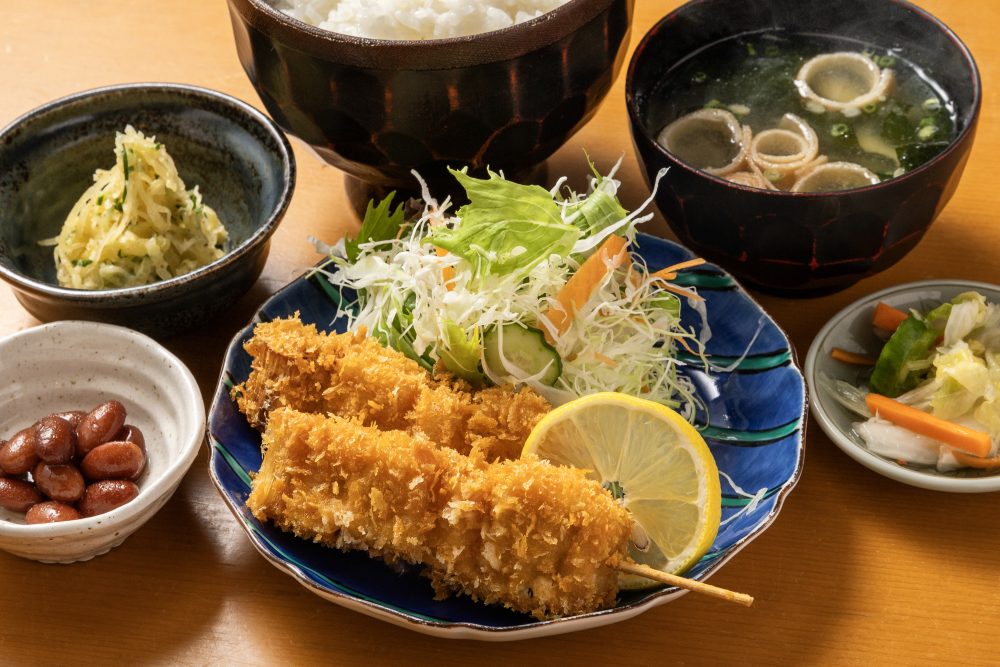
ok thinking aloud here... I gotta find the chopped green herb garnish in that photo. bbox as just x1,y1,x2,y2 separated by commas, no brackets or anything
877,55,896,67
691,71,707,83
862,103,878,114
72,259,93,267
746,43,757,56
917,125,938,140
704,99,724,109
831,123,850,138
603,480,626,501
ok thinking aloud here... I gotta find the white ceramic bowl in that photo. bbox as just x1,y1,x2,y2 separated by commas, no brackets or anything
0,321,204,561
805,280,1000,493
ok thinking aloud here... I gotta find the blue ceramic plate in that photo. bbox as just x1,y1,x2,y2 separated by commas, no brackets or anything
207,233,806,640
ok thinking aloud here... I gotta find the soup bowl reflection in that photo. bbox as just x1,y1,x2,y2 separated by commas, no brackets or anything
626,0,980,296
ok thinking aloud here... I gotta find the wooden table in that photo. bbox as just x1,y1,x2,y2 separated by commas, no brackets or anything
1,1,997,664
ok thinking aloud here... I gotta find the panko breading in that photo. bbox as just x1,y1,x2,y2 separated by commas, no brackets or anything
233,316,550,460
248,408,632,620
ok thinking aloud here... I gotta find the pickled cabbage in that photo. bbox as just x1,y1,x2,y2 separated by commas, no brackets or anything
44,126,228,289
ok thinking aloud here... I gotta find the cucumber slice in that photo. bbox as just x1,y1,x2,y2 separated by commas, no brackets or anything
483,324,562,386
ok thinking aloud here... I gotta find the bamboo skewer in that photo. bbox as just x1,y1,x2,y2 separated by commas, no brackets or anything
617,561,755,607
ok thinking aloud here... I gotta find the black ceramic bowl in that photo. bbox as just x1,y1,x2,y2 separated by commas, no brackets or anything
626,0,980,296
226,0,633,201
0,83,295,335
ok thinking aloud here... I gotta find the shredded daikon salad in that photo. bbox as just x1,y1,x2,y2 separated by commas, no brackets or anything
317,162,711,417
43,125,228,290
822,291,1000,471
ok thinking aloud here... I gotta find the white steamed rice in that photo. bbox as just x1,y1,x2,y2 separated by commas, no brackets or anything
276,0,569,40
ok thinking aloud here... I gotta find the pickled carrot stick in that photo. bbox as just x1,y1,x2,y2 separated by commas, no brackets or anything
865,393,992,457
872,302,909,332
830,347,877,366
952,451,1000,469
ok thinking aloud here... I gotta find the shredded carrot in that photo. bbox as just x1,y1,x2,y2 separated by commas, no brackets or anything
651,258,706,281
655,280,705,302
676,335,698,356
543,235,629,339
865,393,992,457
872,302,909,332
830,347,878,366
952,451,1000,469
594,351,618,368
436,247,455,290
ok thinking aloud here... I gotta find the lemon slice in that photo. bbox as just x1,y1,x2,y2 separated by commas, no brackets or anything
522,392,721,589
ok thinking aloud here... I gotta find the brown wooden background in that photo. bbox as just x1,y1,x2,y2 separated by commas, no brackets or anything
0,1,997,664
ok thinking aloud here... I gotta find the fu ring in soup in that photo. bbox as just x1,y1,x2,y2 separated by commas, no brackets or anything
649,32,957,193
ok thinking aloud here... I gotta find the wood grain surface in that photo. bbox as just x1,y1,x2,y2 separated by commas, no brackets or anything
1,1,998,665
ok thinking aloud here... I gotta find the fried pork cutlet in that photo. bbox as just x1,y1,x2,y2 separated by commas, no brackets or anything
233,316,550,460
248,408,632,620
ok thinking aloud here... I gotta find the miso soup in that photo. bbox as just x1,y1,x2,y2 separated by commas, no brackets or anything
649,31,958,192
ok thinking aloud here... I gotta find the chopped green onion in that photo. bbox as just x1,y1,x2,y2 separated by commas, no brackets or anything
704,99,725,109
691,71,707,83
746,43,757,56
922,98,942,112
72,259,93,267
862,103,878,114
877,55,896,67
917,125,938,140
831,123,850,138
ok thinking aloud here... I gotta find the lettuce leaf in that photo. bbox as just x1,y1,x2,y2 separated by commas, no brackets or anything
564,187,628,238
427,169,580,276
346,192,406,263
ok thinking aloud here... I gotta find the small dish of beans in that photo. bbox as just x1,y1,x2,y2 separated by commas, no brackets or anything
0,401,148,524
0,319,205,562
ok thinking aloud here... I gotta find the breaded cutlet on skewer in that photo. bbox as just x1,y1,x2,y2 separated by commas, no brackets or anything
247,408,632,620
232,316,550,460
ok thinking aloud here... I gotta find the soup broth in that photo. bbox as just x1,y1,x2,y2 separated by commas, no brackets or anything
649,31,958,189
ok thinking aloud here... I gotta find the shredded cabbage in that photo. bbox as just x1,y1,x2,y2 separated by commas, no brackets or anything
319,164,707,417
43,125,228,289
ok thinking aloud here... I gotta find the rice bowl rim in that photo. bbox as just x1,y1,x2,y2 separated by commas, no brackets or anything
230,0,626,69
